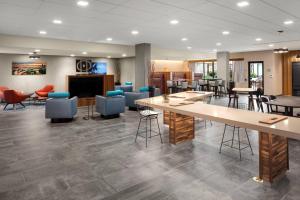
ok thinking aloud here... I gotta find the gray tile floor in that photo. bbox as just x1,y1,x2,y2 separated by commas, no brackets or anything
0,97,299,200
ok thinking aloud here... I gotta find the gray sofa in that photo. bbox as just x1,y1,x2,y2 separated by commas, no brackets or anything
45,97,78,122
96,95,125,118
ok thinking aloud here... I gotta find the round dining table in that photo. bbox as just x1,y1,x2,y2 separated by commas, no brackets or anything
265,96,300,116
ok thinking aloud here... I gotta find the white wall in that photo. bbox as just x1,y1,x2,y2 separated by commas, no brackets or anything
119,57,135,89
0,54,117,93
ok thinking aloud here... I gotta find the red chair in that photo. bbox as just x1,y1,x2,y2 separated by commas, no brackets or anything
3,90,30,110
35,85,54,97
0,86,9,101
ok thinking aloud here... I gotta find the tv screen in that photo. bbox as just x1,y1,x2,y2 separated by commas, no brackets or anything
69,76,103,98
89,62,107,74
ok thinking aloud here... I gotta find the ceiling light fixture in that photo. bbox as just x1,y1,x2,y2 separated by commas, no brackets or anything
284,20,294,25
122,54,127,57
82,52,87,55
273,48,288,54
70,54,75,57
39,30,47,35
268,44,274,47
52,19,62,24
77,0,89,7
106,37,112,41
181,38,188,41
107,56,111,58
28,52,34,55
187,46,192,50
256,38,262,41
213,49,217,52
216,42,222,46
35,49,40,52
131,30,139,35
237,1,249,7
222,31,230,35
170,20,179,25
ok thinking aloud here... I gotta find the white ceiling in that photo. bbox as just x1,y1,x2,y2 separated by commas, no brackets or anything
0,0,300,53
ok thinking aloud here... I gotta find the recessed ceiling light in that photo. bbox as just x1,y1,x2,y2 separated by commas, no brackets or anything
213,49,217,52
107,56,111,58
187,46,192,50
170,20,179,25
256,38,262,41
52,19,62,24
284,20,294,25
77,0,89,7
28,52,33,55
106,37,112,41
82,52,87,55
35,49,40,52
181,38,188,41
70,54,75,57
237,1,249,7
216,42,222,46
222,31,230,35
39,30,47,35
268,44,274,47
131,30,139,35
122,54,127,57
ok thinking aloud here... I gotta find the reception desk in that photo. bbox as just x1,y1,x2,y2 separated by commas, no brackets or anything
136,92,300,183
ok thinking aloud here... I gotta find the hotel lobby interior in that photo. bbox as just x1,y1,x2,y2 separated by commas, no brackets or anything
1,0,300,200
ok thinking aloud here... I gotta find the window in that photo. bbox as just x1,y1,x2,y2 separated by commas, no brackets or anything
195,61,217,78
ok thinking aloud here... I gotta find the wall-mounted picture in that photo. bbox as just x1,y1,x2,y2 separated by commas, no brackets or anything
89,62,107,74
76,59,92,72
12,62,47,75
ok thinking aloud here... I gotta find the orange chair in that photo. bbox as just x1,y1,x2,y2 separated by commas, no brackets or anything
35,85,54,97
0,86,9,101
3,90,30,110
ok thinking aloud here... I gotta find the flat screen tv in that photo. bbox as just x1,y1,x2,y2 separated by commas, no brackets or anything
89,62,107,74
69,76,103,98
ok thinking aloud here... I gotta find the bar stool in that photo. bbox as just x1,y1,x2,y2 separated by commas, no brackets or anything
219,124,254,160
135,106,163,147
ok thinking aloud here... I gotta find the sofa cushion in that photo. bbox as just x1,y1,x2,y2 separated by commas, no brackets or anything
48,92,70,99
139,86,149,93
125,82,133,86
106,90,124,97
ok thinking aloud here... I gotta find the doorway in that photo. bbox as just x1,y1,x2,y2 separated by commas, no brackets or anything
248,61,264,90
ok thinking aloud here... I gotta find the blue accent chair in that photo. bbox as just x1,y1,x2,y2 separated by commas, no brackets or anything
96,95,125,118
124,92,149,110
45,96,78,123
48,92,70,99
106,90,124,97
115,85,133,93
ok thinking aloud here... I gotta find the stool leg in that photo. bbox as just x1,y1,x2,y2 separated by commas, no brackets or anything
145,118,148,148
156,117,163,144
150,118,152,138
219,124,227,153
237,128,242,160
135,118,142,142
231,126,235,147
228,97,231,107
245,129,254,155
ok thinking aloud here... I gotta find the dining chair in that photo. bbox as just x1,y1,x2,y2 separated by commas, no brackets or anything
198,79,207,91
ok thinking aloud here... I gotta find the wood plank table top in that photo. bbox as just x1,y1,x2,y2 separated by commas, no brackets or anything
266,96,300,108
232,87,256,93
136,93,300,141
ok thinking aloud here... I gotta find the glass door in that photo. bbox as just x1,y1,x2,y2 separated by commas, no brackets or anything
248,61,264,90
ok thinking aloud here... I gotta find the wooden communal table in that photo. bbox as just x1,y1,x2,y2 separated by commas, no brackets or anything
136,92,300,183
265,96,300,116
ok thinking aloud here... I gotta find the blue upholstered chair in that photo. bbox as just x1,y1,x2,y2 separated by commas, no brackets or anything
96,95,125,118
115,85,133,93
124,92,149,110
45,96,78,122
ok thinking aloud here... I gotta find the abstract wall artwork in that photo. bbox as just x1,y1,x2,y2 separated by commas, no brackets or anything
12,62,47,75
76,59,93,72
